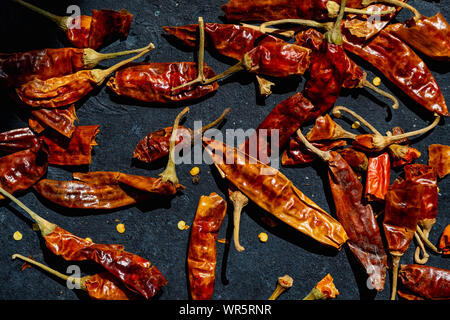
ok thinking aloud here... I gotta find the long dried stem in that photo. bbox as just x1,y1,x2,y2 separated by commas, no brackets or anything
362,0,422,21
414,232,430,264
332,106,383,136
327,1,396,18
12,0,69,31
296,129,331,162
193,108,232,137
362,80,399,110
416,225,442,254
229,191,248,252
390,254,401,300
83,45,156,69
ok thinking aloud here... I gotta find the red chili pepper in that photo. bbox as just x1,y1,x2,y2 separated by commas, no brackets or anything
428,144,450,179
336,147,368,173
398,264,450,300
0,127,39,154
28,104,78,138
188,193,227,300
439,225,450,255
365,152,390,202
282,138,346,166
387,127,421,168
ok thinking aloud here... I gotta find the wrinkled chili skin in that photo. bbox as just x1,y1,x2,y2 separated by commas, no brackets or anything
386,13,450,62
16,70,97,108
0,142,48,201
133,126,190,164
383,179,423,255
107,62,218,104
327,151,387,291
88,9,133,50
399,264,450,300
365,153,390,202
439,225,450,255
203,138,348,249
34,172,183,209
282,138,346,166
428,144,450,179
337,148,368,172
0,48,85,88
0,127,39,154
343,30,449,117
66,15,92,48
221,0,364,22
84,272,139,300
44,226,167,299
163,23,282,61
29,104,78,138
188,193,227,300
306,114,338,141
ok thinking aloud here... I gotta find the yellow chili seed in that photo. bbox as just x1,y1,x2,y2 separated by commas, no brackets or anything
13,231,23,241
178,220,187,230
116,223,125,234
258,232,268,243
437,187,440,193
190,167,200,176
372,77,381,86
85,237,93,243
352,121,361,129
333,110,342,118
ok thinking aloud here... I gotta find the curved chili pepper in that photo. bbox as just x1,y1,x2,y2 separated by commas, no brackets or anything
107,62,219,104
439,225,450,255
188,193,227,300
15,44,154,108
13,1,133,50
29,104,78,138
365,152,390,202
0,142,48,201
398,264,450,300
428,144,450,179
34,171,183,210
42,125,99,166
343,30,449,116
203,137,348,249
0,127,39,154
282,138,346,166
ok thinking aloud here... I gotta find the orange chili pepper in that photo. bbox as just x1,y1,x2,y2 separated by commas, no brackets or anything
439,225,450,255
428,144,450,179
365,152,391,202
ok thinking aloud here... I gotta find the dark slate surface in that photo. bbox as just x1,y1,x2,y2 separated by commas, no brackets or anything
0,0,448,301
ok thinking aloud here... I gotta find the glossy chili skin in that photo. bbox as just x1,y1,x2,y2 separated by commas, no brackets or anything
221,0,364,22
0,48,85,88
388,127,421,168
327,151,387,291
107,62,219,104
398,264,450,300
343,30,449,117
29,104,78,138
386,13,450,62
15,69,99,108
439,225,450,255
84,272,139,300
428,144,450,179
34,171,183,209
42,125,99,166
0,127,39,154
282,138,346,166
188,193,227,300
44,226,167,299
336,147,368,173
383,179,423,255
365,152,390,202
314,274,339,299
0,142,48,201
163,23,282,61
66,15,92,48
203,137,348,249
306,114,346,141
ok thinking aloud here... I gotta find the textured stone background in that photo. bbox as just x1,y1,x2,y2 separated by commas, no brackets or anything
0,0,448,300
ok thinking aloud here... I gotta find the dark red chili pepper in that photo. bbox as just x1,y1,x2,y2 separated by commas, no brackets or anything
0,127,39,154
365,152,390,202
13,0,133,50
388,127,421,168
188,193,227,300
398,264,450,300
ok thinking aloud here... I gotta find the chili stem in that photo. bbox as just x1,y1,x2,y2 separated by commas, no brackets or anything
326,0,347,45
416,225,442,254
259,19,333,34
256,76,275,97
12,0,69,31
384,116,440,144
332,106,383,136
390,254,401,300
193,108,232,137
303,288,325,300
240,23,296,38
268,275,293,300
90,42,155,85
362,79,399,110
229,191,248,252
0,186,55,236
296,129,331,162
327,1,396,18
83,45,156,69
414,232,430,264
361,0,422,21
159,107,190,185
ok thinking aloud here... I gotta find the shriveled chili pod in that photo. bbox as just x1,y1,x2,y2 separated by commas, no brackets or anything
188,193,227,300
0,142,48,201
439,225,450,255
303,274,339,300
42,125,99,166
336,147,368,173
12,0,133,50
0,187,167,299
0,45,152,88
34,171,183,210
428,144,450,179
297,129,387,291
398,264,450,300
29,104,78,138
15,43,154,108
383,178,424,300
365,152,390,202
12,254,138,300
203,137,348,250
0,127,39,154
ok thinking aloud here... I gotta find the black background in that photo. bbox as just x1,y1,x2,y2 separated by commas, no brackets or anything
0,0,448,301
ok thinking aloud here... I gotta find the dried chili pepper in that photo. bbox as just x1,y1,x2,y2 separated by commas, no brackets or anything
0,187,167,299
297,129,387,290
388,127,421,168
188,193,227,300
133,108,231,164
13,0,133,50
203,137,348,249
303,274,339,300
282,138,346,166
398,264,450,300
439,225,450,255
28,104,78,138
428,144,450,179
0,142,47,201
383,177,424,300
34,171,183,210
336,147,368,173
343,30,449,116
42,125,99,166
0,127,39,154
0,46,151,88
306,114,356,142
365,152,390,202
12,254,138,300
15,43,154,108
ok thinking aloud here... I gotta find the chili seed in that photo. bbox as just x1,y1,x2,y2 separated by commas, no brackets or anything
190,167,200,176
352,121,361,129
372,77,381,86
13,231,23,241
116,223,125,234
258,232,268,242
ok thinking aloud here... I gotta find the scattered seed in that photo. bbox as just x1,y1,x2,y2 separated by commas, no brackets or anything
217,238,229,244
190,167,200,176
116,223,125,234
178,220,188,230
372,77,381,86
352,121,361,129
85,237,93,243
13,231,23,241
258,232,268,243
192,175,200,185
